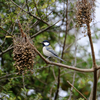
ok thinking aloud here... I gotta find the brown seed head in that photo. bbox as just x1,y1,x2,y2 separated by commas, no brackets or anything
13,36,36,74
76,0,95,26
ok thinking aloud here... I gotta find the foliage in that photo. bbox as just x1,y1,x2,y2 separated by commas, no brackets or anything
0,0,99,100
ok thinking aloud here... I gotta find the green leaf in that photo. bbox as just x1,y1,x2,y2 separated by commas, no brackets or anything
52,0,55,3
42,4,47,9
95,34,99,39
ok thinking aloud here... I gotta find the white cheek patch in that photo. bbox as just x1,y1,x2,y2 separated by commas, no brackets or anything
44,42,49,46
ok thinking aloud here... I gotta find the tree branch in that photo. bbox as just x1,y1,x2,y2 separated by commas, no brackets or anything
31,19,62,38
87,22,97,100
67,81,87,100
0,46,14,56
0,26,12,36
54,0,68,99
10,0,49,26
31,44,94,72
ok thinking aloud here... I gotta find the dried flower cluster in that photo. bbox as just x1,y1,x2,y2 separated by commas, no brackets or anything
76,0,94,26
13,36,36,74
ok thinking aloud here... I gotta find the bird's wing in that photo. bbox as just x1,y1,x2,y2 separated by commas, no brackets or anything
46,46,58,57
46,46,66,62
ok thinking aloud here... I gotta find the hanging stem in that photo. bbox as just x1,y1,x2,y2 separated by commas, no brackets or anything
87,22,97,100
54,0,68,99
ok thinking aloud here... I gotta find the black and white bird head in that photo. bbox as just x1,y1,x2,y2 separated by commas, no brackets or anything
42,40,50,46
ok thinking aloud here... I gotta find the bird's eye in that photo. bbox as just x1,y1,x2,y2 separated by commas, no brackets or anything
44,42,49,46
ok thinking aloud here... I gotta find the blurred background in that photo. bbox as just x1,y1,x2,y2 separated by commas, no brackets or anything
0,0,100,99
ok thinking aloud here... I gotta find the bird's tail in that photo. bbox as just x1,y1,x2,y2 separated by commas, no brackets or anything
56,56,66,62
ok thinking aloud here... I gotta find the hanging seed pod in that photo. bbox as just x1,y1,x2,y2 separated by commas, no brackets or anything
13,35,36,74
76,0,95,27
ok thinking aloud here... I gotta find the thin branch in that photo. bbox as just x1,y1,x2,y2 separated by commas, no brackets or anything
0,46,14,56
11,23,15,35
54,0,68,99
0,26,12,36
22,72,25,89
31,19,62,38
61,0,68,58
31,44,94,72
89,69,100,100
68,22,77,100
87,22,97,100
22,72,27,99
50,81,56,100
87,23,96,67
10,0,49,26
67,81,87,100
54,66,60,100
30,11,53,29
0,20,61,55
0,35,96,73
0,36,6,46
0,71,47,85
26,0,29,12
52,67,57,83
0,73,18,80
33,0,41,18
97,66,100,70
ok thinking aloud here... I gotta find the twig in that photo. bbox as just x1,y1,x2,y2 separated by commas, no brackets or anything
87,23,96,66
52,67,57,83
11,23,15,35
31,39,94,72
89,69,100,100
33,0,41,18
0,36,6,46
0,26,12,36
0,72,47,85
87,22,97,100
68,20,77,100
67,81,87,100
22,72,25,89
68,72,76,100
31,19,62,38
10,0,49,26
54,66,60,100
54,0,68,99
22,72,27,100
0,20,61,56
50,81,56,100
30,11,53,29
0,41,95,73
26,0,29,12
0,73,18,80
0,46,14,56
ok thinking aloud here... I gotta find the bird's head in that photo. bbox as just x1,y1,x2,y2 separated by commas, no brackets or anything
41,40,50,46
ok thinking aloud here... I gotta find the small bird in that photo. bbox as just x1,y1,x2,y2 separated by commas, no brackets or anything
41,40,65,62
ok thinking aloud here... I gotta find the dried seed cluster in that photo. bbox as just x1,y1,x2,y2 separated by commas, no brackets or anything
13,37,36,74
76,0,92,26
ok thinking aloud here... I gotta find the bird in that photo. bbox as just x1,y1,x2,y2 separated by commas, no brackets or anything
41,40,65,62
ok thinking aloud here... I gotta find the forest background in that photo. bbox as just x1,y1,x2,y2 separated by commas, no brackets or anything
0,0,100,100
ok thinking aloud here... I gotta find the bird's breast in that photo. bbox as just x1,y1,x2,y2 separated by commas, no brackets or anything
43,47,54,57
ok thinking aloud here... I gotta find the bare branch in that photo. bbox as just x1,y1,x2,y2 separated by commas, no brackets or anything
54,0,68,99
0,46,14,56
0,73,18,80
68,19,77,100
87,23,96,67
31,19,62,38
67,81,87,100
87,22,97,100
31,43,94,72
26,0,29,12
10,0,49,26
0,26,12,36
